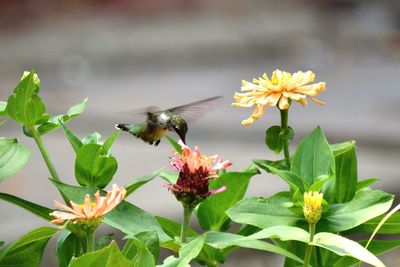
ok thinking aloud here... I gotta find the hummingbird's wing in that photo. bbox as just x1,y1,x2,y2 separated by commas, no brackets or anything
165,96,222,123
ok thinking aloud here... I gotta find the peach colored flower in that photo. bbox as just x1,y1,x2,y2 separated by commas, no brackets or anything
50,184,126,225
167,141,232,208
232,69,326,126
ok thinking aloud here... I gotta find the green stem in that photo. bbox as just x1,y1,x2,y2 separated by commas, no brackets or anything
180,206,193,243
304,223,316,267
280,108,291,168
29,126,60,181
85,230,95,253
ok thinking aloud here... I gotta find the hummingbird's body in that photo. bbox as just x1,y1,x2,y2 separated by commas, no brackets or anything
116,96,221,146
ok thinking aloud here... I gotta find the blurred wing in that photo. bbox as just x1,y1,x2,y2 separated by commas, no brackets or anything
116,106,160,121
166,96,223,123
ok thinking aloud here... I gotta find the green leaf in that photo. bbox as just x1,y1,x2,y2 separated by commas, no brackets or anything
265,126,294,154
0,138,30,182
333,141,357,203
331,140,355,156
253,159,289,172
0,241,3,247
320,189,394,232
123,231,159,266
197,166,260,231
75,144,117,188
68,241,132,267
291,127,334,187
156,216,198,243
82,132,102,145
51,180,171,243
165,136,182,154
59,121,83,153
333,239,400,266
253,162,305,192
205,230,304,264
265,125,284,154
6,71,45,126
158,171,178,184
357,178,380,191
0,192,52,221
122,239,155,267
227,193,304,229
313,232,384,267
0,227,58,267
0,101,7,116
57,231,82,267
102,131,120,153
125,168,164,197
95,234,114,250
33,98,88,136
346,211,400,234
158,235,205,267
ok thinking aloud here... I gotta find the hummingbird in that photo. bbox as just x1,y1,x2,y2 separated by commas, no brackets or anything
115,96,222,146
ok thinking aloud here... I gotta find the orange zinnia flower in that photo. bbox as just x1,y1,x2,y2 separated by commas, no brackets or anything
50,184,126,225
232,69,326,126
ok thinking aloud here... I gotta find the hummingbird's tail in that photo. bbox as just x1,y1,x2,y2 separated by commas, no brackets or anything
115,124,130,131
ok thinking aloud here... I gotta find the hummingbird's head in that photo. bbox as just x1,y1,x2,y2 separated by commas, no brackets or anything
171,119,188,144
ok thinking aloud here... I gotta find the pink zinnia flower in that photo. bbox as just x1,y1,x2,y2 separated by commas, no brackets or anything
167,141,232,208
50,184,126,225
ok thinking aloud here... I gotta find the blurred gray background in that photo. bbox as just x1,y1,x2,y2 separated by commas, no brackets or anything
1,0,400,266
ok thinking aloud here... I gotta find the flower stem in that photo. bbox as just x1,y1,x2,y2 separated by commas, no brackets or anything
85,230,96,253
304,223,316,267
180,206,193,243
280,108,291,169
29,126,60,182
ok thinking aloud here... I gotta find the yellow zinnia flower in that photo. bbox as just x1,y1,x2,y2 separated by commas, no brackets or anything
303,191,323,224
232,69,326,126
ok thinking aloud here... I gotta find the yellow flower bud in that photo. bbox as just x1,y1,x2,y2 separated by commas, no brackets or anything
303,191,323,224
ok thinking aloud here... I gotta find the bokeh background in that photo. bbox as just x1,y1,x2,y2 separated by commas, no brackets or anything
1,0,400,266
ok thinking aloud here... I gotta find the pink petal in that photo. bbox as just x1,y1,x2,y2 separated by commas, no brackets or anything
209,186,227,195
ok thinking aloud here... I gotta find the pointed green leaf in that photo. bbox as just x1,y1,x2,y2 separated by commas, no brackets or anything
345,211,400,234
34,98,88,136
158,235,205,267
254,163,305,192
158,171,178,184
0,227,58,266
253,159,289,172
95,234,114,250
197,166,260,231
6,71,45,126
156,216,198,243
51,180,170,243
122,239,155,267
123,231,159,266
0,192,52,221
333,141,357,203
59,121,83,153
57,231,81,267
82,132,102,145
320,189,394,232
165,135,182,154
313,233,384,267
357,178,380,191
205,230,304,264
125,168,164,197
102,131,120,153
0,138,30,182
227,193,303,229
333,239,400,266
75,144,117,188
291,127,334,186
68,241,132,267
0,101,7,116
